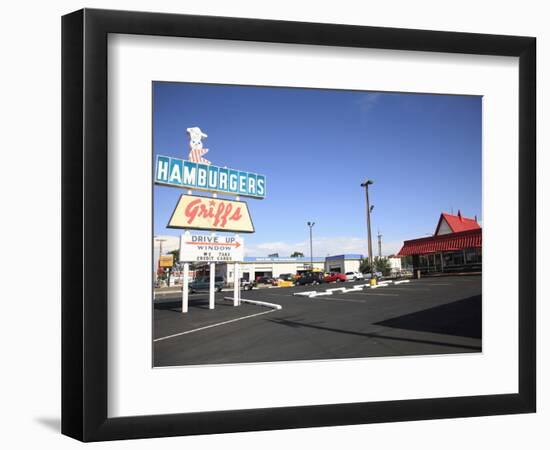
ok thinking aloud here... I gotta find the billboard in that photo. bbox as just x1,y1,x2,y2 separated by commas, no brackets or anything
179,232,244,262
167,194,255,233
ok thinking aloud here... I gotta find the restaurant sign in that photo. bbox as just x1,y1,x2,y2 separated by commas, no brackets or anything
155,155,266,199
179,231,244,263
167,194,255,233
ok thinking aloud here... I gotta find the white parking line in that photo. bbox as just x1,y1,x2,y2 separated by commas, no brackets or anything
293,291,317,296
153,309,277,342
309,292,334,297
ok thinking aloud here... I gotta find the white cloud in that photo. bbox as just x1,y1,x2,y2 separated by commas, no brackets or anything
245,235,403,258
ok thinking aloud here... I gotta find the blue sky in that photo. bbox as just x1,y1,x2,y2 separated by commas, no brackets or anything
153,82,481,257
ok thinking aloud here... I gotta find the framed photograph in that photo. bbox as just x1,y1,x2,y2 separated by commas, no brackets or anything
62,8,536,441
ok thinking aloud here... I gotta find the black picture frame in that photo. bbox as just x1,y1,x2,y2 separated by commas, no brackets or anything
62,8,536,442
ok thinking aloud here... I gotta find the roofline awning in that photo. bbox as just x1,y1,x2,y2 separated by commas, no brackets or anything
397,229,482,257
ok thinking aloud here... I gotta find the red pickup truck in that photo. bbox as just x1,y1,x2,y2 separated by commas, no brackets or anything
324,272,347,283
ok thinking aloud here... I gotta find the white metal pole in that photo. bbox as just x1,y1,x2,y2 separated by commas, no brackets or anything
233,262,240,307
182,262,189,313
209,262,215,309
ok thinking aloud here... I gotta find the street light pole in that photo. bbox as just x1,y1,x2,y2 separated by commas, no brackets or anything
360,180,374,268
307,221,315,270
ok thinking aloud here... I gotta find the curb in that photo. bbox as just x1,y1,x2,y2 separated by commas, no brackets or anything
223,296,282,310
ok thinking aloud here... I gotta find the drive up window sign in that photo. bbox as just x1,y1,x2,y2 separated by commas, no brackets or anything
180,232,244,262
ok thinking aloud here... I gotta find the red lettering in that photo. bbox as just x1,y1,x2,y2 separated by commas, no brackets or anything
206,201,216,218
184,199,201,224
183,198,244,228
230,207,242,222
213,203,225,226
219,204,232,227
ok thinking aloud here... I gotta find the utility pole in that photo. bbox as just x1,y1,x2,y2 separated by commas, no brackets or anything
377,230,382,258
307,221,315,270
360,180,374,267
154,237,168,261
154,237,167,282
157,238,166,256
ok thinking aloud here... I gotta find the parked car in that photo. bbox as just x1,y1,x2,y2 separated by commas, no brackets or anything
273,273,295,287
324,272,348,283
277,273,294,282
240,278,255,290
255,276,276,287
345,271,364,281
188,276,225,293
295,271,324,286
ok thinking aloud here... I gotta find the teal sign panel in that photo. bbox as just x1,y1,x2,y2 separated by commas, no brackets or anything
155,155,266,199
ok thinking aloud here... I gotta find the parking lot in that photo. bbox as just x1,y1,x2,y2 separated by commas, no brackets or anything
153,275,481,367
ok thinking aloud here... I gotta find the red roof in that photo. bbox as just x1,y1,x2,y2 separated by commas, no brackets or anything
435,210,480,235
397,228,482,256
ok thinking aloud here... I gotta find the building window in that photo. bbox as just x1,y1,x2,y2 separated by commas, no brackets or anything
465,248,482,264
420,255,428,268
452,252,465,266
443,252,454,266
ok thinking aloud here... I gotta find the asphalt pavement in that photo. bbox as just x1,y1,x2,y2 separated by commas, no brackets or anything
153,275,481,367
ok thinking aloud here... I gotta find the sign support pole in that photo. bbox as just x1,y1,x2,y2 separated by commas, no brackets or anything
233,231,240,307
182,262,189,313
209,262,215,309
233,262,240,306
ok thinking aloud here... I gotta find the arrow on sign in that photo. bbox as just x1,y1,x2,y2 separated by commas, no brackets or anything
186,241,242,248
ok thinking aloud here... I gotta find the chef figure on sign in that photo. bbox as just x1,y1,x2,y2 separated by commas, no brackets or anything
187,126,211,165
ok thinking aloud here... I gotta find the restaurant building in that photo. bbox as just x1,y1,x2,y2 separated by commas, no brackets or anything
397,211,482,274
